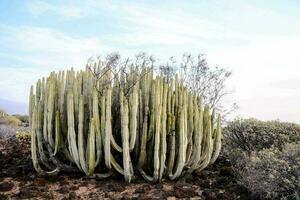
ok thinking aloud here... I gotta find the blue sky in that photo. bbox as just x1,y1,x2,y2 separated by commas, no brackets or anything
1,0,300,122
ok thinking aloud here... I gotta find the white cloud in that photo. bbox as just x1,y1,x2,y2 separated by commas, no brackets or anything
2,1,300,122
0,25,110,103
0,67,41,102
109,3,246,50
208,35,300,122
27,1,86,19
1,25,109,69
109,2,300,122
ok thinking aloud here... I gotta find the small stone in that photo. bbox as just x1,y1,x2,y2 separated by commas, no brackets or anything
206,192,217,200
69,191,76,199
162,184,174,196
0,182,14,192
167,196,176,200
34,177,47,186
219,167,234,177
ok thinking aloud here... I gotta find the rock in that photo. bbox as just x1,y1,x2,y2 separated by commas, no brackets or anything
216,177,229,186
0,140,252,200
108,183,124,191
216,192,231,200
17,188,37,199
184,174,195,182
174,184,198,198
219,167,234,177
167,196,176,200
34,177,47,186
131,193,140,200
68,191,76,199
56,186,69,194
206,192,217,200
0,182,14,192
135,185,151,193
135,186,146,193
162,184,174,196
201,179,211,188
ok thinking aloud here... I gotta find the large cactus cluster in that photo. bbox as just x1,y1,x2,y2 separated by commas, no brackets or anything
29,62,222,182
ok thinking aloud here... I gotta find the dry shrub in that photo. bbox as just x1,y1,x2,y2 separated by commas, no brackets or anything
12,114,29,124
236,143,300,199
2,116,22,126
224,119,300,200
224,118,300,154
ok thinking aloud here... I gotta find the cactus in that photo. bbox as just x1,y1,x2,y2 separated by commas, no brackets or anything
29,61,223,182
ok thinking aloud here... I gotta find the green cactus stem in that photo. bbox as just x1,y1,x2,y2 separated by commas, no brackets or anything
29,61,223,182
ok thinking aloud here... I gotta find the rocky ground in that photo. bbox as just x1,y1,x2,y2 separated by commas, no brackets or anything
0,138,252,199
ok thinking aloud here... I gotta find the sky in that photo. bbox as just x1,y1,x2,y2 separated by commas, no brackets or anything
0,0,300,122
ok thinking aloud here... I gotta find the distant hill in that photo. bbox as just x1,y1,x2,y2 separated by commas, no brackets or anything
0,99,28,115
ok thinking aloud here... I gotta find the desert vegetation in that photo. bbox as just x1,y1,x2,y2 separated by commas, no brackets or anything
29,54,223,182
224,119,300,200
1,54,299,200
0,109,29,139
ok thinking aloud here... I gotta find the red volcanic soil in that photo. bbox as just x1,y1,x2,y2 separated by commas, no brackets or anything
0,138,251,200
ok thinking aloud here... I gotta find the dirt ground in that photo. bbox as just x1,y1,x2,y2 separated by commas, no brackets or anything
0,138,251,200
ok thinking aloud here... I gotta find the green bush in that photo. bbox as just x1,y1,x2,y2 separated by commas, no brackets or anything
12,114,29,124
224,118,300,200
224,118,300,154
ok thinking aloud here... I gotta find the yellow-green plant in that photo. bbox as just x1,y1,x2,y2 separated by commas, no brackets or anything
29,62,222,182
1,115,22,126
16,131,31,142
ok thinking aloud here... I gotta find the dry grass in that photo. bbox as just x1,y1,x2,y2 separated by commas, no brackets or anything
0,114,23,126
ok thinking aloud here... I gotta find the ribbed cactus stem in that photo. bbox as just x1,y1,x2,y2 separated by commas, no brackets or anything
78,95,88,175
169,84,187,180
100,94,106,146
35,79,41,103
138,72,150,169
47,80,55,148
120,90,132,182
29,62,223,182
43,81,48,143
67,92,81,170
111,134,123,152
167,131,175,176
54,111,61,155
129,84,138,151
186,93,194,164
92,89,102,166
31,105,42,173
169,105,185,180
196,105,213,172
159,82,168,181
88,118,96,176
104,85,112,169
36,101,51,169
210,114,222,164
31,103,59,176
152,78,162,181
29,85,34,129
187,99,203,172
